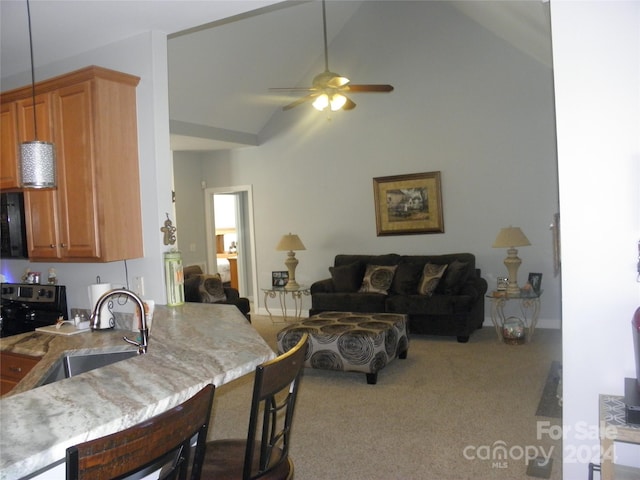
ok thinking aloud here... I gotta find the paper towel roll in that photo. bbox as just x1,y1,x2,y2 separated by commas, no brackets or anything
88,283,113,329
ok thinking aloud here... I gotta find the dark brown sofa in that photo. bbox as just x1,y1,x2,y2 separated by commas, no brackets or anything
309,253,487,342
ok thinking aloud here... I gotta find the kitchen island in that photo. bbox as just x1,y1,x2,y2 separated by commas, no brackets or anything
0,303,275,480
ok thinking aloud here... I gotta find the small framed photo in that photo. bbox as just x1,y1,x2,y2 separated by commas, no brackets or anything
528,273,543,294
272,271,289,287
497,277,508,292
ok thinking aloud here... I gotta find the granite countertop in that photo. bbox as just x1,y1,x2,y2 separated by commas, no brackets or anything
0,303,275,480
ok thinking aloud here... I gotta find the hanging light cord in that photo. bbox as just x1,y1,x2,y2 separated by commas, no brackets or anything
321,0,329,72
26,0,38,140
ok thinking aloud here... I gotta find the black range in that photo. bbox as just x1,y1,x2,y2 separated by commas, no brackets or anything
0,283,68,338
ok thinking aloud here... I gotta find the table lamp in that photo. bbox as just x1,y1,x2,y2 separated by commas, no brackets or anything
276,233,306,291
492,227,531,296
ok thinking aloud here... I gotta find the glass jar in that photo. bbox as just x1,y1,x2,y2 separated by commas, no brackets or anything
164,251,184,306
502,316,526,345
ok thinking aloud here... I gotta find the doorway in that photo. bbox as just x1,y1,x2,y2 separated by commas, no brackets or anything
204,186,258,303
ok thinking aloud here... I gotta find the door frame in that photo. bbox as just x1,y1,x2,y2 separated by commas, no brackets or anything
204,185,258,303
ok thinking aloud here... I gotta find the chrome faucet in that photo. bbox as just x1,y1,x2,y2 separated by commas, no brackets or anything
90,288,149,354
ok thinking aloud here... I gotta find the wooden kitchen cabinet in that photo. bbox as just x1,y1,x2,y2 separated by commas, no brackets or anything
1,66,143,262
0,102,19,190
0,351,42,396
15,93,61,259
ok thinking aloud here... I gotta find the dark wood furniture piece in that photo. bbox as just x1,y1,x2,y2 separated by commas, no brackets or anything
66,384,215,480
201,334,309,480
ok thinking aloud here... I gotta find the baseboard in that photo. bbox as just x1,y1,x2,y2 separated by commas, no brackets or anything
482,317,561,330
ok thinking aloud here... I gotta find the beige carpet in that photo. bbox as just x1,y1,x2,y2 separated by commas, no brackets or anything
208,315,563,480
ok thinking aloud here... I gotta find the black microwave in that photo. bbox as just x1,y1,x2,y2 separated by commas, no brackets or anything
0,192,28,259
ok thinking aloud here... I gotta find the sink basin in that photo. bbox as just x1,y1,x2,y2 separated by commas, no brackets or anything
39,350,139,386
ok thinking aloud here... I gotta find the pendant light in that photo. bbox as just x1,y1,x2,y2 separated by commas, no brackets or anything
20,0,56,189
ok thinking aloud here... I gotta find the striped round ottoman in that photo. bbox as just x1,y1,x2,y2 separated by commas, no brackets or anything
276,312,409,384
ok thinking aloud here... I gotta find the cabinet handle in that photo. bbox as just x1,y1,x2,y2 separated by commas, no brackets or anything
60,244,67,248
50,244,56,248
9,367,22,373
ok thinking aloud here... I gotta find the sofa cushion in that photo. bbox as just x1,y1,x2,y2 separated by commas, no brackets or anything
329,261,364,292
391,262,423,295
359,265,397,294
418,263,448,296
436,260,472,295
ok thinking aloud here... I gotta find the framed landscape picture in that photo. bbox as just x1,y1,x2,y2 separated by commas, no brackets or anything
373,171,444,236
272,271,289,287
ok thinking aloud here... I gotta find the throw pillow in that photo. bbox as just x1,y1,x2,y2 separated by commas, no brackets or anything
199,273,227,303
359,264,398,295
418,263,448,296
438,260,471,295
329,262,364,292
391,262,423,295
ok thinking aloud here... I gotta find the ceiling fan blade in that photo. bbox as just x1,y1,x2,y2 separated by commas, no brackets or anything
269,87,317,92
345,84,394,93
342,97,356,110
282,94,318,111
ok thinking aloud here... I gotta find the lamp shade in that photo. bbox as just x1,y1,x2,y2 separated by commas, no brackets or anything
276,233,305,251
492,227,531,248
20,141,56,188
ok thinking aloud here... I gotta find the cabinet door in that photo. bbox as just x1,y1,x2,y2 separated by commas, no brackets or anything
16,94,63,259
53,81,99,259
0,102,19,190
0,351,41,395
24,190,61,258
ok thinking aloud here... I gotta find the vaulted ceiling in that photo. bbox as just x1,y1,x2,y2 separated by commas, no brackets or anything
0,1,551,152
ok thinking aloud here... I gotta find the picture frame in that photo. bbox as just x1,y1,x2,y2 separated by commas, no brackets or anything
272,271,289,287
528,273,543,294
373,171,444,236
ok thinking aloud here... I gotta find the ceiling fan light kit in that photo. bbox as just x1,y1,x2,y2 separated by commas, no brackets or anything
271,0,393,112
313,92,347,111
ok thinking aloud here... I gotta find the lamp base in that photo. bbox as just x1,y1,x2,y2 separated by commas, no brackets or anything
504,248,522,297
284,251,299,291
284,280,300,291
506,284,522,296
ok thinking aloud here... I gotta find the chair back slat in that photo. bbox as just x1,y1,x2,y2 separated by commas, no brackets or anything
67,384,215,480
243,333,308,480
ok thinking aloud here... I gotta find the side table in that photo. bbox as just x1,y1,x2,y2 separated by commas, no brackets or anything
599,394,640,480
262,286,310,323
487,290,542,342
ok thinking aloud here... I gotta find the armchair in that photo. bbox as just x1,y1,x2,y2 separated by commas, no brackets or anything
183,265,251,322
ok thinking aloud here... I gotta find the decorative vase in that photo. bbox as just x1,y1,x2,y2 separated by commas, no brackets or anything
502,316,526,345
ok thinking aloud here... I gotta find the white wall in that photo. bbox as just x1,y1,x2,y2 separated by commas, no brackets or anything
551,1,640,476
172,151,207,268
177,1,561,325
0,31,174,308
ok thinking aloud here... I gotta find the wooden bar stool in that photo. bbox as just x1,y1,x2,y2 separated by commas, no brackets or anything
201,334,309,480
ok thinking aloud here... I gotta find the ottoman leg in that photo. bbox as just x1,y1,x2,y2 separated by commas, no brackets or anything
366,373,378,385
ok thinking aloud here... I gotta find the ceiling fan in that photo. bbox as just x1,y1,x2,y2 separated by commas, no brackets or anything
270,0,394,112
